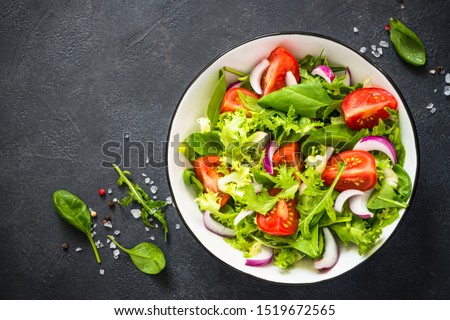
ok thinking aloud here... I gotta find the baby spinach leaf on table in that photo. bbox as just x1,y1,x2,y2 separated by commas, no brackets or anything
113,164,168,240
107,236,165,274
257,82,332,118
207,69,227,129
52,190,101,263
389,18,426,66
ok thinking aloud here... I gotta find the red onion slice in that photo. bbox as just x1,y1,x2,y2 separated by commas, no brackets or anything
245,245,274,267
343,67,351,86
227,81,242,90
250,59,270,95
334,189,365,213
314,227,339,270
263,140,279,174
349,190,374,219
233,210,255,226
203,211,236,238
285,70,297,86
353,136,397,164
311,65,335,84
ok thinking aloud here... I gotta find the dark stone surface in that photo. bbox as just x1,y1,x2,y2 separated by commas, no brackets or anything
0,0,449,299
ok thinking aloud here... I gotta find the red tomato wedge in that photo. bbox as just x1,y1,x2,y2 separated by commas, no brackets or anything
256,188,300,236
261,47,300,96
272,142,303,172
342,87,397,130
322,150,377,191
193,156,230,207
220,87,259,115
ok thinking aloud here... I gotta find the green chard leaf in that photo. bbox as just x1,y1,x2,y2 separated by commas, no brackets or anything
113,164,168,240
389,18,426,66
257,82,332,118
108,236,165,274
52,190,101,263
207,69,227,128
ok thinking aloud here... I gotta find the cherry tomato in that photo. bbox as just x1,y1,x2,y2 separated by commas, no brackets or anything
322,150,377,191
220,87,259,115
193,156,230,207
256,188,300,236
342,87,397,130
261,47,300,96
272,142,303,172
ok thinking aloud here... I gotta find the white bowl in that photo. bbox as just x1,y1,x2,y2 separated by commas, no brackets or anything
166,33,419,284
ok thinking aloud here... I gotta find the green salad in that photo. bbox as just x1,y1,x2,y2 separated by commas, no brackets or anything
180,46,412,270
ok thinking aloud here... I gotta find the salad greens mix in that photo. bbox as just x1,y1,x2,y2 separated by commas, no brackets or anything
180,47,412,270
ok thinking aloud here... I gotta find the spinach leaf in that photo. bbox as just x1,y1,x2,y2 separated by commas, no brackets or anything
52,190,101,263
207,69,227,129
389,18,426,66
107,236,165,274
301,124,366,156
182,168,204,196
237,90,263,112
185,131,223,156
393,164,412,201
257,82,332,118
113,164,168,240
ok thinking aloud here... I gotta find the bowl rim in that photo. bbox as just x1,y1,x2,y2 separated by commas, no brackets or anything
165,31,420,286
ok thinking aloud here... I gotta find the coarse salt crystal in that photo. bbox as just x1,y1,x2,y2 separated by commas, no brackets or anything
377,47,383,55
91,231,96,237
93,223,97,228
445,73,450,84
426,103,434,109
445,86,450,96
155,224,159,229
146,156,150,164
114,230,120,235
150,186,158,194
359,47,367,53
145,227,150,232
107,188,112,194
103,221,113,229
165,196,172,204
152,195,157,199
113,197,118,203
149,180,154,185
113,249,120,257
429,70,436,75
142,173,147,177
75,247,82,252
175,224,181,230
371,51,381,58
371,44,376,51
130,209,142,219
400,4,405,9
110,242,117,249
379,40,389,48
430,107,437,113
150,236,155,241
89,207,94,212
124,133,130,139
353,27,359,33
434,89,437,93
145,177,151,184
99,269,105,275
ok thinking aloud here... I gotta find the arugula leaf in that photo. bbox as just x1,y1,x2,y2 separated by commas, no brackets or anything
207,69,227,129
287,223,322,258
113,164,168,240
258,82,332,118
367,183,408,209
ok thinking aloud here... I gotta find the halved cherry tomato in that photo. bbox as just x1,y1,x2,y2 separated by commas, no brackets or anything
256,188,300,236
342,87,397,130
322,150,377,191
272,142,303,172
193,156,230,207
220,87,259,115
261,47,300,96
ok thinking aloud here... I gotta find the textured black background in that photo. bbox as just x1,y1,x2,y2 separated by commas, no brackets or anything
1,0,449,299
